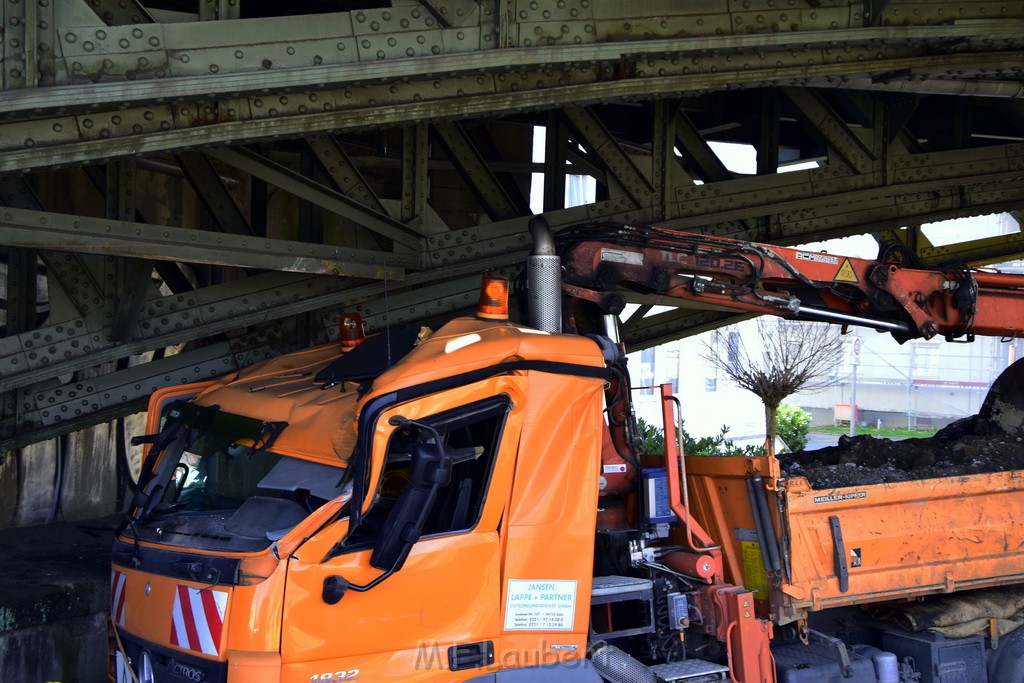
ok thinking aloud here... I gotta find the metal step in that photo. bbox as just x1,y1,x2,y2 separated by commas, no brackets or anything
591,575,654,601
590,575,656,640
649,659,730,682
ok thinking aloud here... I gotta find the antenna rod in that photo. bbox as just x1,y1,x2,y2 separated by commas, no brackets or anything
383,259,392,367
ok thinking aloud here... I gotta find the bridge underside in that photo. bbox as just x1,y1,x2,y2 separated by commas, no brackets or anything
2,0,1024,453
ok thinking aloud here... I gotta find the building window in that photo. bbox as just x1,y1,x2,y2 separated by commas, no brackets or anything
638,347,656,395
914,343,940,378
727,330,740,373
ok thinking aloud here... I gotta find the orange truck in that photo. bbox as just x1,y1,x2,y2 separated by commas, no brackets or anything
111,220,1024,683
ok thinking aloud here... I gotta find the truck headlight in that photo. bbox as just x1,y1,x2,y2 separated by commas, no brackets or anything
139,651,155,683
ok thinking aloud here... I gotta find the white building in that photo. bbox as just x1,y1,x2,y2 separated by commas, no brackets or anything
628,214,1024,435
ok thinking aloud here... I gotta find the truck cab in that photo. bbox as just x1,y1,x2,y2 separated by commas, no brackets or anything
112,300,611,683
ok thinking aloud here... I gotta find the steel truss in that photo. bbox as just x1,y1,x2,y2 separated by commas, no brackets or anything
2,0,1024,448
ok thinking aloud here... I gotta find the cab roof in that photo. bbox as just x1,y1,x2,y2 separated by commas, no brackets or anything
190,316,605,463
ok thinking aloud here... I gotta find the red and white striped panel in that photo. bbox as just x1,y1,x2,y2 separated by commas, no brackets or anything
170,585,228,657
110,570,127,627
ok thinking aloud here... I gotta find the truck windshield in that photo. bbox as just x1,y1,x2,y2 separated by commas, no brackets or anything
130,401,350,552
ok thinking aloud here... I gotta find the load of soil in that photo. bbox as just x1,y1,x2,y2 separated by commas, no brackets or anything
778,422,1024,489
779,359,1024,489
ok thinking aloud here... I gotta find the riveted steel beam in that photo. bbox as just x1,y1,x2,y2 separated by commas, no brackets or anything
402,124,430,232
760,180,1024,247
84,0,155,26
0,261,519,451
780,88,877,175
5,10,1023,175
206,146,428,248
199,0,238,22
622,309,754,352
105,160,156,343
5,47,1024,175
563,107,654,208
306,135,390,218
0,244,520,396
651,101,673,222
543,111,567,212
0,174,113,323
661,141,1024,235
431,120,524,222
175,152,253,236
673,109,733,184
878,227,1024,267
418,131,1024,266
758,92,781,176
2,0,27,90
5,2,1024,452
0,328,280,452
0,206,411,278
39,251,112,322
4,22,1021,121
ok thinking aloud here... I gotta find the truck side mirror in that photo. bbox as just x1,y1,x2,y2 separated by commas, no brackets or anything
369,434,452,572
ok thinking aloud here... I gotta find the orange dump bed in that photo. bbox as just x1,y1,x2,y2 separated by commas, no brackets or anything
685,454,1024,624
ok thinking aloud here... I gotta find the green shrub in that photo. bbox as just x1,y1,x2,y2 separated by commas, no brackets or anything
776,404,811,452
635,417,665,455
635,418,764,457
685,425,765,457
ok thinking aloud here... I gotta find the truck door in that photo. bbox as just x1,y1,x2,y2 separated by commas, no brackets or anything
281,376,525,683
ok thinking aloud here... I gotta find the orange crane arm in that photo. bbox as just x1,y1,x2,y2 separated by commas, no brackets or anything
558,224,1024,342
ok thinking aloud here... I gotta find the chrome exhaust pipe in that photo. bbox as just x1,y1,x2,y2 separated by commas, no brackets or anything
590,644,657,683
527,215,562,333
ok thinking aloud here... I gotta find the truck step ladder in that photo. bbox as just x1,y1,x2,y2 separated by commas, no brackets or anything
649,660,730,682
590,575,655,639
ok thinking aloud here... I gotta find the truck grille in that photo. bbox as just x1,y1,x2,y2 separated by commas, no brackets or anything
118,629,227,683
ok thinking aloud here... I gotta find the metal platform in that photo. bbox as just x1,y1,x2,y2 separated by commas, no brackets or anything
590,575,656,640
591,575,654,601
649,659,731,682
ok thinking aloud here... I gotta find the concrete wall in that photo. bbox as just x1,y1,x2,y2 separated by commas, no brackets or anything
0,612,108,683
0,413,145,531
0,518,117,683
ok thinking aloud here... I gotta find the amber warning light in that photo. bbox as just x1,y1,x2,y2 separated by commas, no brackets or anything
338,313,365,351
477,276,509,321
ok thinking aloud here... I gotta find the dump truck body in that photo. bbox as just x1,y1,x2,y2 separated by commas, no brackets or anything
685,455,1024,624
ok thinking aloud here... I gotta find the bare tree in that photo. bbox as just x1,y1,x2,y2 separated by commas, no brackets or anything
703,318,845,453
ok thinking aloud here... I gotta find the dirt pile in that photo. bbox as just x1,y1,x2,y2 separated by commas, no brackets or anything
778,424,1024,489
779,359,1024,489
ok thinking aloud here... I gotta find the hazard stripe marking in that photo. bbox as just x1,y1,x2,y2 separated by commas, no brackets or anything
170,584,228,656
200,589,224,651
180,586,202,652
111,570,127,627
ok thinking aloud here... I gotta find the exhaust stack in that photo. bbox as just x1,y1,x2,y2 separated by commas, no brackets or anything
527,216,562,333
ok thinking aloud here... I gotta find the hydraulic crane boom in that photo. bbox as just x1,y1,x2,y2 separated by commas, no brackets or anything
557,224,1024,342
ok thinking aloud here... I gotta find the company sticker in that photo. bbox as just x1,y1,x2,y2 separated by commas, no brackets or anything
795,251,840,265
812,491,867,504
599,248,644,266
504,580,577,631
